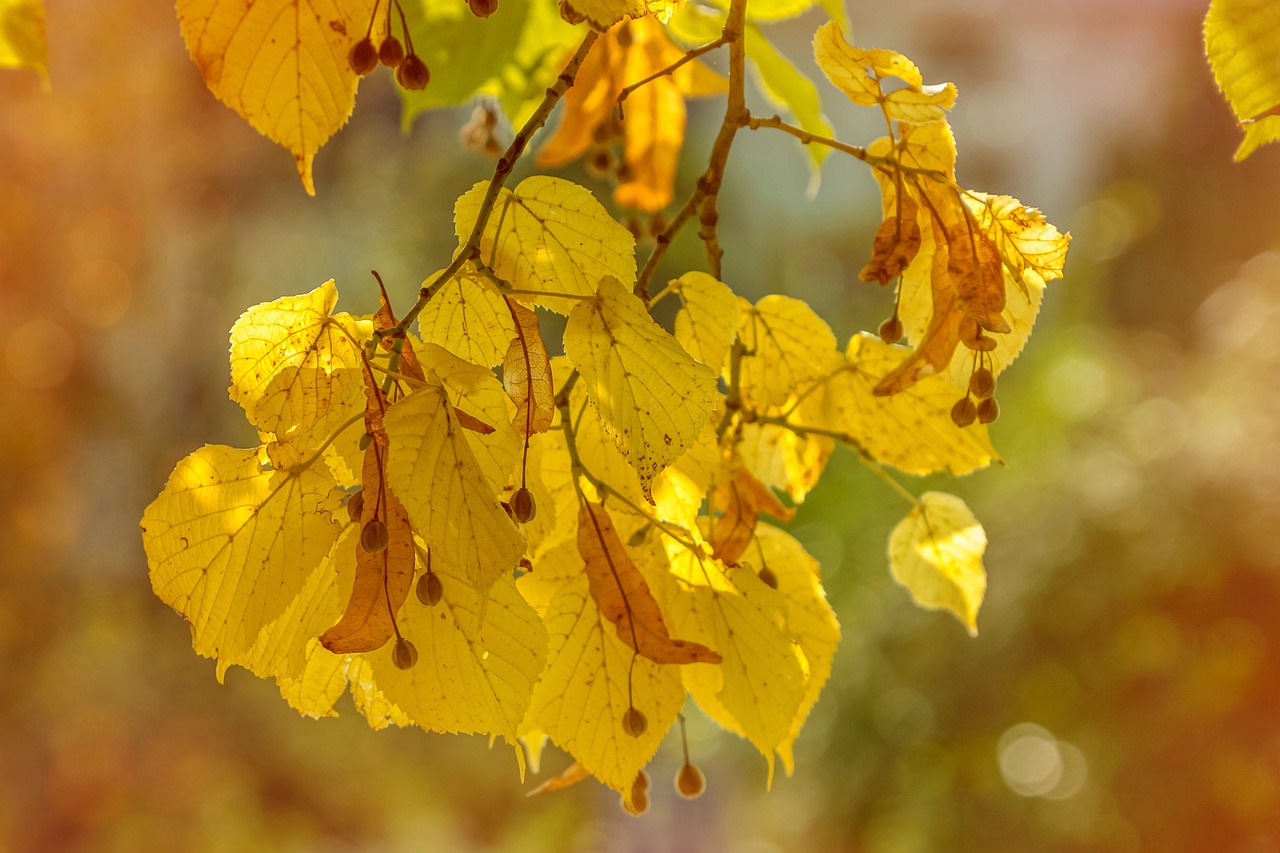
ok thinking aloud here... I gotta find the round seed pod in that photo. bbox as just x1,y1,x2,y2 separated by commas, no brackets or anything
346,490,365,525
378,36,405,68
758,565,778,590
969,367,996,399
977,396,1000,424
467,0,499,16
391,637,418,670
360,518,389,553
396,54,430,90
348,38,378,76
878,315,903,345
510,487,536,524
621,707,647,737
416,571,443,606
675,762,706,799
950,397,977,428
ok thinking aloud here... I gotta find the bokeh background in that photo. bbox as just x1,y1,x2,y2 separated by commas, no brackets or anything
3,0,1279,849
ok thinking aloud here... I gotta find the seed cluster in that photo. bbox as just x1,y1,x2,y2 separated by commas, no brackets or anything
347,0,432,90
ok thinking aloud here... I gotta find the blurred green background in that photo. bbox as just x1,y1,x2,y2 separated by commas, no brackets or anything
3,0,1279,850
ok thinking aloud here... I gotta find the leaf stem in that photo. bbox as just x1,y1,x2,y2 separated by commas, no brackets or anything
617,34,729,108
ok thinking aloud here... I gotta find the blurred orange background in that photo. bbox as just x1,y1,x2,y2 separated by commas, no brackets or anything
3,0,1279,850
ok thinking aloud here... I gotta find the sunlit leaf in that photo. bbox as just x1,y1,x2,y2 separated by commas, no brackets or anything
888,491,986,635
813,22,955,123
0,0,47,83
1206,0,1280,160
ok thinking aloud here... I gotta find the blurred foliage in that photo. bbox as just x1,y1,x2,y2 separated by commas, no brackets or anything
2,0,1279,851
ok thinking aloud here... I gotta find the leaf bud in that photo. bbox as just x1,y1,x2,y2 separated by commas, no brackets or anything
346,490,365,525
969,367,995,399
396,54,430,90
977,396,999,424
878,315,903,345
416,571,443,606
391,637,418,670
348,38,378,76
950,397,977,428
675,762,706,799
378,36,405,68
510,487,536,523
621,706,647,737
361,518,390,553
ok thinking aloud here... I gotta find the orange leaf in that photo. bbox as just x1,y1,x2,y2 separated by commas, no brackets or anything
502,299,555,437
527,761,592,796
319,444,415,653
860,185,923,285
710,468,795,565
453,408,496,435
874,240,963,396
578,502,721,666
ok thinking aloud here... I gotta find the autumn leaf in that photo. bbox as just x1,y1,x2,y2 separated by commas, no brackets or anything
528,761,591,795
228,281,365,450
417,270,517,368
565,276,719,500
813,22,956,124
797,334,999,476
1206,0,1280,161
0,0,47,84
141,445,344,664
888,491,987,635
579,501,721,664
318,449,415,654
384,379,524,592
736,421,832,503
708,467,794,565
455,176,636,314
672,271,740,373
503,299,555,437
538,18,727,211
177,0,378,194
658,545,806,781
365,552,548,743
737,294,841,408
527,574,687,803
860,182,923,285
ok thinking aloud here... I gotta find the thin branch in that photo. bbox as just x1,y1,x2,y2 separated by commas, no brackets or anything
617,35,729,107
746,114,869,161
391,29,600,335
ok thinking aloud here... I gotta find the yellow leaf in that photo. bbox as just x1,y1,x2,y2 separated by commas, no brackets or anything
964,192,1070,290
141,445,343,664
1206,0,1280,160
527,574,686,800
503,299,556,437
672,271,740,372
707,467,794,565
557,0,646,32
417,271,517,368
797,334,999,476
454,176,636,314
365,553,549,742
177,0,375,194
538,19,726,211
565,276,718,500
0,0,47,84
579,501,722,664
737,422,832,503
860,184,923,285
737,294,840,408
888,491,987,635
659,546,805,780
420,344,522,494
276,640,351,718
384,380,525,592
228,281,364,450
346,656,413,729
753,524,839,775
652,414,724,532
528,760,591,795
813,22,955,124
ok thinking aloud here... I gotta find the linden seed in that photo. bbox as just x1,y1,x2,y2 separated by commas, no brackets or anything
969,367,996,399
615,160,634,184
391,637,418,670
346,490,365,525
621,707,647,737
965,334,998,352
348,38,378,76
977,396,1000,424
467,0,499,16
396,54,430,90
361,518,389,553
416,571,443,606
878,316,903,345
675,762,706,799
622,784,650,817
378,36,405,68
586,148,614,178
635,768,651,792
950,397,977,428
511,488,536,523
758,565,778,590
